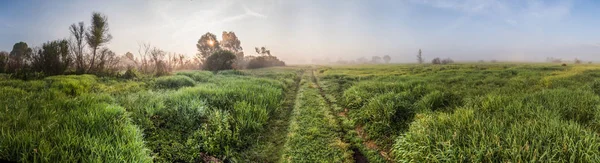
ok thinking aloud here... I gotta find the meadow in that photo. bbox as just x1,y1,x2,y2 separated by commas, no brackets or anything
3,63,600,162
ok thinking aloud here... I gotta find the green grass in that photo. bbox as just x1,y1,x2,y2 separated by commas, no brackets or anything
281,72,352,163
6,63,600,162
318,63,600,162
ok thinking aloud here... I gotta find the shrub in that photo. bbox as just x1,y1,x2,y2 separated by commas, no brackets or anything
122,66,141,79
432,57,441,64
203,50,236,72
154,75,195,89
44,75,98,96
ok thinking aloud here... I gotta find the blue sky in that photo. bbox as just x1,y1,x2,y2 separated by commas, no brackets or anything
0,0,599,64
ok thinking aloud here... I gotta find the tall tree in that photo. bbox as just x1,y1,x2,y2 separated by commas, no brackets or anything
221,31,243,58
196,32,220,62
85,12,112,73
417,49,424,64
383,55,391,63
70,21,87,74
7,42,32,74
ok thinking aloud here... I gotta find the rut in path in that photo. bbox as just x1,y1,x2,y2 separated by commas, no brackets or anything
310,69,369,163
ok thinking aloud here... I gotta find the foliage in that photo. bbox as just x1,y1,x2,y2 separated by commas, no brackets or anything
203,50,236,72
31,39,72,76
196,32,220,61
86,12,112,74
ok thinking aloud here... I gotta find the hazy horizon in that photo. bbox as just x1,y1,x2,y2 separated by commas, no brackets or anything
1,0,599,64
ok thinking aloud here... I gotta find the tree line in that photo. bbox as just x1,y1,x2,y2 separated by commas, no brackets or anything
0,12,286,79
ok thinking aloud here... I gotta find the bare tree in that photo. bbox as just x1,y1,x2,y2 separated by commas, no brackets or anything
372,56,382,63
69,21,87,74
137,43,151,74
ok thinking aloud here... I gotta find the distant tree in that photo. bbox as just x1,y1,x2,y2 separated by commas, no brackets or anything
255,47,271,56
204,50,236,72
478,60,485,63
85,12,112,73
383,55,391,63
7,42,33,74
247,47,285,69
357,57,368,64
574,58,582,64
431,57,441,64
441,58,454,64
197,32,220,62
372,56,382,63
0,51,8,73
69,21,87,74
417,49,424,64
31,39,72,75
490,59,498,63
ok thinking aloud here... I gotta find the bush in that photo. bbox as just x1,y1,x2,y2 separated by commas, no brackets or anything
154,75,195,89
44,75,98,96
122,66,141,79
203,50,236,72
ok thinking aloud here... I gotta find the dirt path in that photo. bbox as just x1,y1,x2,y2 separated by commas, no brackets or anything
310,69,370,163
240,70,304,162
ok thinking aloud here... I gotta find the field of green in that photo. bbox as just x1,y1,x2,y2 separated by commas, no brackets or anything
3,63,600,162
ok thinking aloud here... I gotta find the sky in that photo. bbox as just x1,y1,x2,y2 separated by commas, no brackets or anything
0,0,599,64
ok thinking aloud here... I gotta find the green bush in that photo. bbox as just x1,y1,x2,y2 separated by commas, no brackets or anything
154,75,195,89
44,75,98,96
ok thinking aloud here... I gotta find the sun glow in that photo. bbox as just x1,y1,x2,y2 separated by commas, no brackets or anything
208,40,214,46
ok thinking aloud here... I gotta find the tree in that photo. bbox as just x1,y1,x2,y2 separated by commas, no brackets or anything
383,55,391,63
85,12,112,73
221,31,243,58
70,21,87,74
0,51,8,73
7,42,33,74
441,58,454,64
31,39,72,76
371,56,382,63
203,50,236,72
197,32,220,62
417,49,424,64
575,58,582,64
255,47,271,56
432,57,441,64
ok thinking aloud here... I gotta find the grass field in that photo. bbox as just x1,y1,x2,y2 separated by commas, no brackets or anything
3,63,600,162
